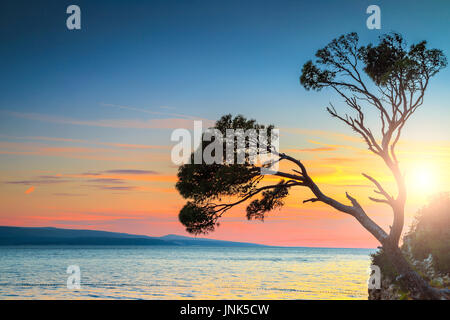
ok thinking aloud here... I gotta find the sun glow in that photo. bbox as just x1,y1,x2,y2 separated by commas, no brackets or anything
407,163,438,196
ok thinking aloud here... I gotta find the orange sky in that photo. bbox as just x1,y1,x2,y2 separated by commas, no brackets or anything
1,123,448,248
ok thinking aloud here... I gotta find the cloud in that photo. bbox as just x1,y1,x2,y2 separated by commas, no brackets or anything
25,186,34,194
98,186,137,191
0,135,170,150
100,103,195,119
3,168,165,194
79,183,138,191
80,172,102,176
103,143,169,150
88,178,124,184
40,146,115,154
0,141,169,162
285,147,337,153
319,157,360,163
103,169,159,175
5,111,214,130
307,139,362,151
6,178,71,185
283,127,362,143
37,175,63,179
159,106,177,110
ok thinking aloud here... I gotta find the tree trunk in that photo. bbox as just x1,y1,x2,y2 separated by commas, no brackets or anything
384,158,406,247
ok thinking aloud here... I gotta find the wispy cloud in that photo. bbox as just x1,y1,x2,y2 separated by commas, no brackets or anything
88,178,125,184
100,103,196,119
3,168,165,193
159,106,177,110
104,169,158,175
0,135,170,150
285,147,337,153
97,186,137,191
307,139,362,152
79,169,160,177
283,127,363,143
4,111,214,130
0,141,169,162
80,172,102,176
318,157,361,163
37,175,63,179
6,178,71,185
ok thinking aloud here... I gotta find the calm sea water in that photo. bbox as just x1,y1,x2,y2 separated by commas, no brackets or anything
0,246,375,300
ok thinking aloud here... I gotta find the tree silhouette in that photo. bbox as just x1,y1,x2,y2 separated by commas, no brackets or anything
176,33,447,299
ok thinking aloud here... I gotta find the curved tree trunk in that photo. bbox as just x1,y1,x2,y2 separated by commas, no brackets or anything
384,158,406,247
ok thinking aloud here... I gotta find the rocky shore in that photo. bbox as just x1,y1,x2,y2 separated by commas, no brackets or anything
369,241,450,300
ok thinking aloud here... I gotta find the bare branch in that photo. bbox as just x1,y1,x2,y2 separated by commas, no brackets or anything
303,198,319,203
210,181,302,218
362,173,394,203
368,197,390,204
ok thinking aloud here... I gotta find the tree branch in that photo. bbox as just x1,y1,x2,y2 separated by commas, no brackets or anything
362,173,394,204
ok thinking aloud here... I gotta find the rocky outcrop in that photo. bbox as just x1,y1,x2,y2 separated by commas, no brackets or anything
369,249,450,300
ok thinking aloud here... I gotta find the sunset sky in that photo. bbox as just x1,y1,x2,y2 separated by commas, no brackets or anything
1,0,449,247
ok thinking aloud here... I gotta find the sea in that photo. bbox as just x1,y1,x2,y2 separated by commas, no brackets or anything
0,245,376,299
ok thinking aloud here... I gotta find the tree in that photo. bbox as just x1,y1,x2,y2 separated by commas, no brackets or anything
175,33,447,299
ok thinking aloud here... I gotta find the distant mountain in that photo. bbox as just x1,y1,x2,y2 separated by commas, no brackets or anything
159,234,265,247
159,234,200,241
0,226,265,247
0,226,168,246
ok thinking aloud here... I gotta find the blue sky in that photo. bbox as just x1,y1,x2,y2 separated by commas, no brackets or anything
1,0,449,139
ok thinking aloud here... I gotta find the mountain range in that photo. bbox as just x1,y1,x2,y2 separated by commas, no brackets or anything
0,226,265,247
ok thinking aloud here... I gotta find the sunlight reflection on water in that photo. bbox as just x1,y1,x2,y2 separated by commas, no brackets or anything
0,246,375,299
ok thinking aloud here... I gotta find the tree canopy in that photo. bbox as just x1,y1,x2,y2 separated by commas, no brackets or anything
176,114,282,234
